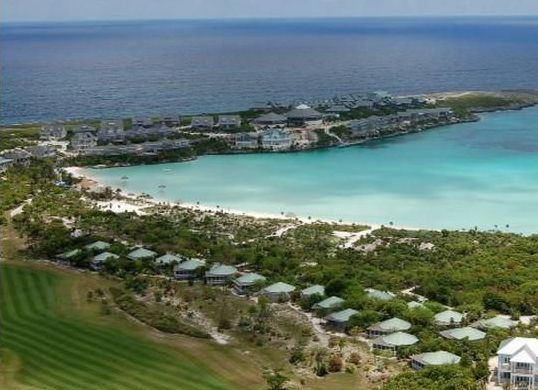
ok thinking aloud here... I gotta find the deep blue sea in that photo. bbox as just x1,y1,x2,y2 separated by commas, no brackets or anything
2,17,538,124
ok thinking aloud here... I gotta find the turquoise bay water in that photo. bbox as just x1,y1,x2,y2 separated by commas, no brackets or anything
88,107,538,233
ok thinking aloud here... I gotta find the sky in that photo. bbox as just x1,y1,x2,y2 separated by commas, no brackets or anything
3,0,538,23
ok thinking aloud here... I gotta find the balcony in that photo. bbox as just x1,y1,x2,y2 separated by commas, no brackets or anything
511,367,534,375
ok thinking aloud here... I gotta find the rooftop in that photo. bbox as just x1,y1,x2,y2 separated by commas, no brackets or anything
497,337,538,357
440,327,486,341
315,296,344,310
84,241,111,251
365,288,395,301
127,247,157,260
205,264,238,277
369,317,411,332
93,252,119,263
326,308,358,323
301,284,325,296
472,315,517,330
263,282,295,294
434,310,464,324
155,253,183,264
234,273,266,285
176,258,206,271
412,351,461,366
374,332,419,347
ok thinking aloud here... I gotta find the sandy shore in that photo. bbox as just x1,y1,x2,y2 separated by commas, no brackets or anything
63,166,422,232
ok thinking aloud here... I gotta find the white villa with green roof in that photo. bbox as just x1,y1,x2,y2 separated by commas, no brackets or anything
127,247,157,261
301,284,325,297
472,315,518,330
325,308,358,331
233,273,266,295
261,282,295,302
155,253,183,266
411,351,461,370
365,288,396,301
314,296,344,311
205,264,238,285
434,309,464,327
497,337,538,388
173,258,206,280
84,241,111,251
372,331,419,353
440,326,486,342
91,252,119,269
368,317,411,338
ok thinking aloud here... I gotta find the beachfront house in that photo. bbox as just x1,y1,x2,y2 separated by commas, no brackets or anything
497,337,538,388
314,296,344,311
286,104,323,127
367,317,412,338
71,132,98,152
325,308,358,332
205,264,238,286
217,115,241,130
253,112,287,128
84,241,111,252
127,247,157,261
472,316,518,330
155,253,183,266
91,252,119,269
190,116,214,131
41,123,66,140
0,157,13,173
98,119,125,143
434,310,464,327
234,133,259,149
233,273,266,295
174,258,206,280
372,332,419,354
301,285,325,298
261,282,296,302
439,327,486,342
0,149,32,166
365,288,396,301
261,128,292,150
411,351,461,370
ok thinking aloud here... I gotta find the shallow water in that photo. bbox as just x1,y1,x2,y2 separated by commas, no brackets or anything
88,107,538,233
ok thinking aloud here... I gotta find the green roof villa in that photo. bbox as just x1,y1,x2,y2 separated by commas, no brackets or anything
233,273,266,295
472,315,518,330
365,288,396,301
127,247,157,261
173,258,206,280
434,310,464,327
84,241,111,251
368,317,412,338
261,282,295,302
411,351,461,370
155,253,183,265
91,252,119,269
325,308,358,331
440,327,486,342
205,264,238,286
301,284,325,297
372,332,419,353
314,296,344,310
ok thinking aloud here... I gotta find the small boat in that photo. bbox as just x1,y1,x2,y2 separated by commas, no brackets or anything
121,176,129,180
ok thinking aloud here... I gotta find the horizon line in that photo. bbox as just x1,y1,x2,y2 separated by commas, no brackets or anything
3,14,538,25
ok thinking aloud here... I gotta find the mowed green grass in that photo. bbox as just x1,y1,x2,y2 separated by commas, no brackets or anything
0,263,237,390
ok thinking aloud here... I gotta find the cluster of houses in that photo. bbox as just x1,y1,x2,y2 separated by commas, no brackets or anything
0,145,57,173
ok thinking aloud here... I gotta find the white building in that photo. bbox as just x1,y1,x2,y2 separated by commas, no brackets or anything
497,337,538,388
261,129,292,150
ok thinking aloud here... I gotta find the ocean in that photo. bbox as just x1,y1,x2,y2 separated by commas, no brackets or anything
2,17,538,124
88,107,538,233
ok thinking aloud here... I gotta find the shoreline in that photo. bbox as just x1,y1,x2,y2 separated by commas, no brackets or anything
64,166,423,232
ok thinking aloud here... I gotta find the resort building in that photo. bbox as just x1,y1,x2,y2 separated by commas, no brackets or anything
261,128,292,150
125,124,176,140
98,119,125,142
313,296,344,311
286,104,323,126
372,332,419,354
497,337,538,388
131,117,154,128
204,264,238,286
411,351,461,370
234,133,259,149
91,252,119,269
0,149,32,166
173,258,206,280
40,123,66,140
253,112,287,128
325,308,358,332
72,124,97,134
84,241,111,252
127,247,157,261
233,273,266,295
191,116,214,131
160,116,181,127
155,253,183,266
261,282,296,302
28,145,57,159
367,317,412,338
0,157,13,173
365,288,396,301
301,285,325,298
439,327,486,342
472,316,518,330
434,310,464,327
71,132,98,152
217,115,241,130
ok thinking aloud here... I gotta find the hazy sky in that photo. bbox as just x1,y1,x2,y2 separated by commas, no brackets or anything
3,0,538,22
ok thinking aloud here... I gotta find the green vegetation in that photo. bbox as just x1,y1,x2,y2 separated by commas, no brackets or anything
436,93,529,117
381,365,476,390
0,262,235,390
0,125,40,152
